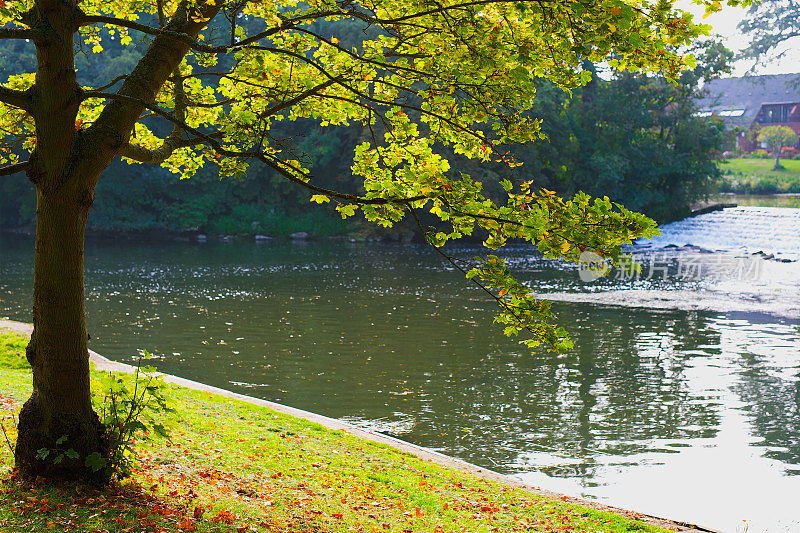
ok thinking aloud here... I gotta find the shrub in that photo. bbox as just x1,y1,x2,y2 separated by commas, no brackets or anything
751,178,780,194
750,149,770,159
781,146,798,158
716,177,734,193
0,334,172,482
90,352,174,481
787,179,800,193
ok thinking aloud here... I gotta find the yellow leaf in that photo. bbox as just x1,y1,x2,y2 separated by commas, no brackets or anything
331,37,339,44
92,44,103,53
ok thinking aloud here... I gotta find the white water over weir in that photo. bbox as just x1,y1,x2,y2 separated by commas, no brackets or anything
639,206,800,260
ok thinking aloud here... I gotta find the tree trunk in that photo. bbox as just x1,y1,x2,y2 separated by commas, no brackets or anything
14,179,109,483
774,154,781,170
11,0,215,483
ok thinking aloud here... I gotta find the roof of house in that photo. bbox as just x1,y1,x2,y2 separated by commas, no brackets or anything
696,73,800,128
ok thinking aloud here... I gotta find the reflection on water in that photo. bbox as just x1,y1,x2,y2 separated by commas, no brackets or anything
0,212,799,531
515,314,800,531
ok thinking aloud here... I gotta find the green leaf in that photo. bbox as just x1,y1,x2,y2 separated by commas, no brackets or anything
85,452,107,473
335,204,357,218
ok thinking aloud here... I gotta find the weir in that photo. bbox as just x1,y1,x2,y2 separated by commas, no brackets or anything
639,206,800,260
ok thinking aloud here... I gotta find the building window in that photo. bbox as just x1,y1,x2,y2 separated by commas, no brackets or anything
758,103,796,124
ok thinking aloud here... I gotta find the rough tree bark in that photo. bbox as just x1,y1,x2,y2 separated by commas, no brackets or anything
14,175,109,482
11,0,110,482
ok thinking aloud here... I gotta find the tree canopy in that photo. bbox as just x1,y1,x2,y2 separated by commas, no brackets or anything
0,63,728,235
0,0,749,481
758,125,797,170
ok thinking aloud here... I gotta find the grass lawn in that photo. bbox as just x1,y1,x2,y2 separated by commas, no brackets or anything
717,158,800,194
0,329,671,533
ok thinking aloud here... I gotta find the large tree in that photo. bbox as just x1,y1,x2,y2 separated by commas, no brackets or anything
0,0,739,482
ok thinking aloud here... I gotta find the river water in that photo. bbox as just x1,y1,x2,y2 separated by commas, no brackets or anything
0,206,798,532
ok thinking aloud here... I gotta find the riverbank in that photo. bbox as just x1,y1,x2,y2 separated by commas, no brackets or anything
0,224,417,245
0,322,708,532
709,193,800,208
717,158,800,194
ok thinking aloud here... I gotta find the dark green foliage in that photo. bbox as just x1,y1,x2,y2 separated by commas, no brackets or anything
751,178,781,195
0,172,35,227
0,30,724,232
492,66,725,223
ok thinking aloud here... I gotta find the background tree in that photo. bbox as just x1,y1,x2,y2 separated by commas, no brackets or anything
0,0,741,482
0,35,734,234
488,53,729,222
738,0,800,68
757,125,797,170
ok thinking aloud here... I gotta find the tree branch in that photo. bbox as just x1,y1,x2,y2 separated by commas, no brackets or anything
168,68,187,141
91,75,128,93
0,160,30,176
0,86,31,111
78,9,341,54
259,77,339,119
79,15,214,50
253,45,491,144
0,27,36,40
119,135,220,164
90,1,226,155
187,97,236,108
408,206,525,324
87,90,430,206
